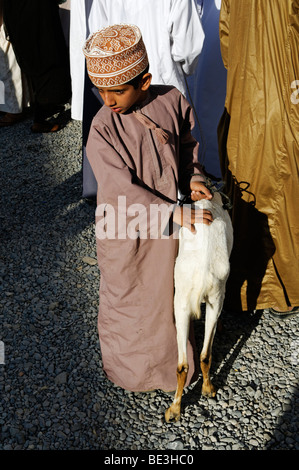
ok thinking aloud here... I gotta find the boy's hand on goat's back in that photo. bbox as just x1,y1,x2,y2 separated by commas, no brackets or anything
173,206,213,233
190,181,213,201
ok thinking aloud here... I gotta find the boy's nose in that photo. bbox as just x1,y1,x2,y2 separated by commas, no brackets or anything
103,92,116,107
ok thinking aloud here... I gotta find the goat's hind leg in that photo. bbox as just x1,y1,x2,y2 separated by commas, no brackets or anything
165,307,190,423
200,296,223,398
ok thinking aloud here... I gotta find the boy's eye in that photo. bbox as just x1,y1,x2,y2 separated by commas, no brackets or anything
116,90,124,95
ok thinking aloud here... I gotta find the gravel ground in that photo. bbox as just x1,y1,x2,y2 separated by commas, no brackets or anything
1,108,298,452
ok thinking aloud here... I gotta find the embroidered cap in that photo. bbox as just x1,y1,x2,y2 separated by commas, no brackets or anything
83,24,149,88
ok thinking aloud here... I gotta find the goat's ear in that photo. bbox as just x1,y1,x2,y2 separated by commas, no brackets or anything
222,201,233,211
220,192,233,210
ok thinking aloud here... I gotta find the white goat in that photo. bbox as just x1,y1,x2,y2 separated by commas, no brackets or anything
165,191,233,422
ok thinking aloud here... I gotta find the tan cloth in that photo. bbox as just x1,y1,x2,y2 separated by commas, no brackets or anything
86,85,203,392
218,0,299,311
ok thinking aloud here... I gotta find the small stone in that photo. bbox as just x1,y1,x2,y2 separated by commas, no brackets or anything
167,440,184,450
82,256,97,266
272,406,282,417
48,302,59,310
37,276,48,284
249,438,259,447
165,432,177,442
54,372,68,384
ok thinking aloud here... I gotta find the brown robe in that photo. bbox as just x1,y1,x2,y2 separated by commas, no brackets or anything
218,0,299,312
86,85,203,391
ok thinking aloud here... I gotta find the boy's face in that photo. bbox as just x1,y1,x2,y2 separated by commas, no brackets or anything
97,73,152,114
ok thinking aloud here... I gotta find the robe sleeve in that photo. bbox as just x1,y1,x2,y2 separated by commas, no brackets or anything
167,0,205,76
219,0,230,69
86,121,176,238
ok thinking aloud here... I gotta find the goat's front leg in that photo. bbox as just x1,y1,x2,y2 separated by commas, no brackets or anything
165,308,190,422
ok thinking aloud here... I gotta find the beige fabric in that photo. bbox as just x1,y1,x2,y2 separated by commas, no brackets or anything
218,0,299,311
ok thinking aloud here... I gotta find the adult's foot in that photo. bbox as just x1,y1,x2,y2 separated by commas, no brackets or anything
31,122,61,133
0,112,24,126
268,306,299,318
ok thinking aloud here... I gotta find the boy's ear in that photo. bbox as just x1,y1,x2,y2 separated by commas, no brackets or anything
140,73,152,91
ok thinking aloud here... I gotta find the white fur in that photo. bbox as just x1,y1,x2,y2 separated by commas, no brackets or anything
165,192,233,422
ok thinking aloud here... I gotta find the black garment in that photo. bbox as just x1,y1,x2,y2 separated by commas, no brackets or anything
3,0,71,122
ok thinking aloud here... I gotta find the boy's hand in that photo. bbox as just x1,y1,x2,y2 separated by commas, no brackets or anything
190,181,213,201
173,205,213,233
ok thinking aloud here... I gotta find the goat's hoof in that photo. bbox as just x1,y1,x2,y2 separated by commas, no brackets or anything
165,407,180,423
202,383,216,398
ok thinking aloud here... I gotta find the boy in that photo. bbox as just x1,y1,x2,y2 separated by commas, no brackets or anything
84,24,212,392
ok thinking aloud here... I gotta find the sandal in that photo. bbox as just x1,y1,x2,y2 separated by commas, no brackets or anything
31,122,61,133
0,112,24,127
268,306,299,318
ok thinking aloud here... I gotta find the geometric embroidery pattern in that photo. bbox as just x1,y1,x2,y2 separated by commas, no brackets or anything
83,24,149,87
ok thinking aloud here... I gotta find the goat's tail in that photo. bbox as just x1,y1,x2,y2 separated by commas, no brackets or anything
190,289,205,320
